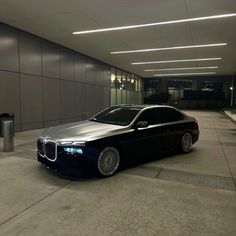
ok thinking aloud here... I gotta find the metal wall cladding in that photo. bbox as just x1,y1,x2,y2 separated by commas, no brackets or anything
60,48,75,81
0,71,20,125
20,74,43,124
74,82,86,120
42,41,60,79
19,32,42,75
60,80,75,119
43,77,60,121
0,22,113,131
0,24,19,72
74,55,86,83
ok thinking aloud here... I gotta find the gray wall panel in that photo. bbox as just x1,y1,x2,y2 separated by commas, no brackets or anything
42,41,60,78
0,71,20,124
60,48,74,81
44,120,60,128
0,24,19,72
60,80,75,119
74,82,86,118
74,55,86,83
122,90,127,104
95,86,105,112
43,77,60,121
0,22,142,132
111,88,117,106
127,91,131,104
116,89,122,105
95,66,102,86
19,32,42,75
60,118,76,124
104,69,111,87
86,59,96,84
21,122,43,131
86,84,96,116
103,87,111,108
15,124,21,132
20,74,43,124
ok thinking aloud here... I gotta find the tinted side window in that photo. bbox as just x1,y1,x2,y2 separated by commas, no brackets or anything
136,109,156,125
159,108,183,123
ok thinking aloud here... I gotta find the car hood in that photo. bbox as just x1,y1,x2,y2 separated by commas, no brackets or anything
40,120,129,142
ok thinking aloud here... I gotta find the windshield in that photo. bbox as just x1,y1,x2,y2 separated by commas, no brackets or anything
90,106,141,126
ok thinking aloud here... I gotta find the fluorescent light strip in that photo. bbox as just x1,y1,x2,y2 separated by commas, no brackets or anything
110,43,227,54
145,66,219,72
73,13,236,35
132,58,222,65
154,72,216,77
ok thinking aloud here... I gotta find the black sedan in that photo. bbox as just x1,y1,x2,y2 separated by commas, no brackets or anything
37,105,199,177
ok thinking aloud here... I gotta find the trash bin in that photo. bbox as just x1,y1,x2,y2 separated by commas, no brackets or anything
3,119,14,152
0,113,14,137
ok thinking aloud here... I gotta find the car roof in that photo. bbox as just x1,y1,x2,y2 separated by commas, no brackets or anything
116,104,175,110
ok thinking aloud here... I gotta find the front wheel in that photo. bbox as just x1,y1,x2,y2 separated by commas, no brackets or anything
180,132,193,153
97,147,120,177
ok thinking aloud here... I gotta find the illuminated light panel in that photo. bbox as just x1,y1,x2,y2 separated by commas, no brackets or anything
64,147,83,154
144,66,219,72
154,72,216,77
73,13,236,35
110,43,227,54
131,58,222,65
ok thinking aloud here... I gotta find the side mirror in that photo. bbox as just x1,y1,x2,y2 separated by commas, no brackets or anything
135,121,149,129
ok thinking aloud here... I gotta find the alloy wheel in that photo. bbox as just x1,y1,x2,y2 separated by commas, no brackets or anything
97,147,120,177
181,132,193,153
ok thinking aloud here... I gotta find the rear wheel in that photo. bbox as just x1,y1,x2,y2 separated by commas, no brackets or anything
97,147,120,177
180,132,193,153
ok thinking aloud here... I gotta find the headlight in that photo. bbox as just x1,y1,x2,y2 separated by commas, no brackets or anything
63,147,83,155
58,141,86,146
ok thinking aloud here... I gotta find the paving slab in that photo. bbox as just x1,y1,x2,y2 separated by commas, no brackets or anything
0,174,236,236
0,110,236,236
222,146,236,178
157,168,235,190
0,157,70,225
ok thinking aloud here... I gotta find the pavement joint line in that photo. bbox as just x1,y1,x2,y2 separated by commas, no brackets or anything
14,141,36,147
210,112,236,189
155,168,163,179
0,141,36,153
122,170,236,192
123,166,236,191
0,181,72,227
202,127,235,130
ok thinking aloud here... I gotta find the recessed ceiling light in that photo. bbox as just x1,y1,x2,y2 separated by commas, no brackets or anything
110,43,227,54
154,72,216,77
73,13,236,35
131,58,222,65
145,66,219,71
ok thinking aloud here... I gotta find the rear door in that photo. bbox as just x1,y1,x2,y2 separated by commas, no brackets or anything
158,107,185,151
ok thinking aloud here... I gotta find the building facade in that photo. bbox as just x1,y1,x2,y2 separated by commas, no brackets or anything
0,23,143,131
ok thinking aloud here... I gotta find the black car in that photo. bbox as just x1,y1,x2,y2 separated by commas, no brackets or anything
37,105,199,177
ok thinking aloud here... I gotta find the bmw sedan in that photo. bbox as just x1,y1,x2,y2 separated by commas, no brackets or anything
37,105,199,177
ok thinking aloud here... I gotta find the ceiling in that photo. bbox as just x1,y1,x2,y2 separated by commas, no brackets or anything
0,0,236,78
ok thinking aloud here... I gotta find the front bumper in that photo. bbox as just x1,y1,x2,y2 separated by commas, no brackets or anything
37,146,99,175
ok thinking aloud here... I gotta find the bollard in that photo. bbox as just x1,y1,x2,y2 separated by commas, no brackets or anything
3,120,14,152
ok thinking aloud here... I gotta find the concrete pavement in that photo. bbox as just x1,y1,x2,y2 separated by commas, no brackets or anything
0,110,236,236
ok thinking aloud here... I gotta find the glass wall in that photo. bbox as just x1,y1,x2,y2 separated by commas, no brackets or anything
111,68,143,105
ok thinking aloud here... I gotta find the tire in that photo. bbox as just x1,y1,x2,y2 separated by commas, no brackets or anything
97,147,120,177
180,132,193,153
